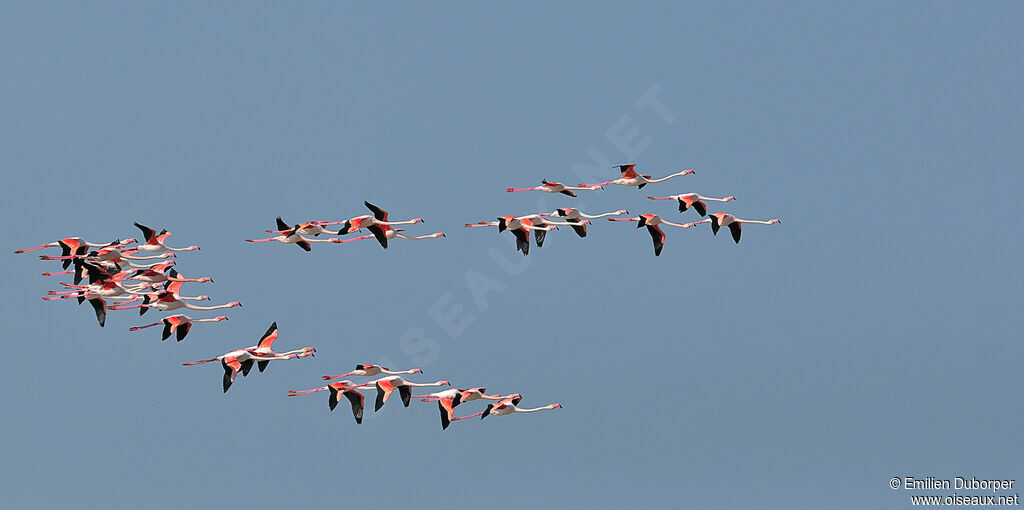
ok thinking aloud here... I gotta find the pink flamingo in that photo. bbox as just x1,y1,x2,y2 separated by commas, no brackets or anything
538,208,628,237
647,193,735,217
129,314,228,341
506,180,602,197
322,364,423,381
608,214,694,256
582,164,694,189
133,223,200,253
685,213,781,243
453,395,562,421
288,380,375,424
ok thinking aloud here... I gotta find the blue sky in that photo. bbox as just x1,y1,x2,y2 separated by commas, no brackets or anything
2,3,1022,509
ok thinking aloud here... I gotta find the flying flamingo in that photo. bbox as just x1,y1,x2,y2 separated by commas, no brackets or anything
685,214,781,243
109,291,240,315
515,214,591,248
465,216,556,255
129,314,228,341
608,214,694,256
248,322,318,374
506,180,602,197
288,380,374,424
414,387,508,430
133,223,200,253
183,323,314,392
453,395,562,421
322,364,423,381
330,228,445,248
264,217,345,237
16,237,137,269
336,201,425,248
246,223,337,252
369,376,450,412
538,208,628,237
647,193,736,216
124,265,209,285
582,164,694,190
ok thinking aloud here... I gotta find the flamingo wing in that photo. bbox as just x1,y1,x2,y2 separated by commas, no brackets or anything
344,390,365,424
438,399,456,430
375,380,395,411
222,358,241,392
399,385,412,407
618,164,638,178
367,225,388,249
296,238,311,252
533,227,547,248
161,319,174,341
364,201,388,222
728,222,742,243
709,215,722,235
257,322,279,350
275,217,290,231
240,359,255,377
134,223,157,244
88,298,107,327
569,222,587,238
176,322,192,342
692,201,707,217
646,224,666,256
511,228,530,255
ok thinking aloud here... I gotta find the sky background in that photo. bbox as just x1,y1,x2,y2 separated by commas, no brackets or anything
2,3,1022,509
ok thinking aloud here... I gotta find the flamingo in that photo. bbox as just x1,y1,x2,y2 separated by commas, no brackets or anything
506,180,602,197
537,208,628,237
264,217,345,237
129,314,228,341
515,214,591,248
465,216,557,255
246,223,337,252
582,164,694,189
369,376,450,412
414,387,508,430
608,214,694,256
124,265,208,285
108,291,240,315
133,223,200,253
288,380,374,424
330,227,444,248
248,322,317,374
335,201,426,248
16,237,136,269
322,364,423,381
685,214,781,243
647,193,735,217
453,395,562,421
183,323,314,392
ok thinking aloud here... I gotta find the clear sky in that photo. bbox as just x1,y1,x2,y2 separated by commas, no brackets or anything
2,3,1022,509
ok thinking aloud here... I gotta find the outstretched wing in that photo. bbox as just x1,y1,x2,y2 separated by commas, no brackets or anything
88,298,106,327
618,164,638,178
364,201,388,222
728,222,742,243
646,225,665,256
344,391,365,424
257,322,279,350
367,225,388,249
399,385,412,407
134,222,157,244
276,217,289,231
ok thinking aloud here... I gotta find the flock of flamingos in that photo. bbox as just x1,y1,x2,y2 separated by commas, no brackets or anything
15,163,780,430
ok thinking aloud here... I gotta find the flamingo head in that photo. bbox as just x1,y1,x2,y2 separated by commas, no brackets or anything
682,169,696,175
302,347,316,357
230,301,242,307
196,295,211,301
200,277,214,283
413,218,425,223
769,218,781,224
435,232,446,238
724,196,736,202
412,368,423,374
551,403,563,409
121,238,139,245
438,380,451,386
188,246,200,251
215,316,229,321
